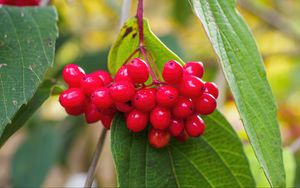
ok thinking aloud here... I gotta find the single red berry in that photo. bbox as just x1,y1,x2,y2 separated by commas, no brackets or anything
178,75,205,98
109,81,135,102
62,64,85,87
81,75,103,96
194,93,217,115
204,82,219,99
101,113,114,129
115,65,132,83
150,107,171,130
126,109,148,132
91,87,113,109
91,70,113,86
168,118,184,136
183,61,204,78
148,128,170,148
59,88,85,108
185,115,205,137
172,97,194,118
156,86,179,108
84,103,102,123
162,60,183,84
64,105,84,116
115,101,134,113
133,88,156,112
127,58,149,84
14,0,40,6
175,131,189,142
101,106,117,116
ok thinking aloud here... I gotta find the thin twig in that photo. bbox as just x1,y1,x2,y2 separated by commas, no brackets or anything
136,0,144,46
84,128,107,188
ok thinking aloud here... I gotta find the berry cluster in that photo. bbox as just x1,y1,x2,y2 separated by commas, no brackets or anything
0,0,40,6
59,58,218,148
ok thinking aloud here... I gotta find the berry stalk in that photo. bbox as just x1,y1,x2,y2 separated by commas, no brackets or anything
136,0,144,47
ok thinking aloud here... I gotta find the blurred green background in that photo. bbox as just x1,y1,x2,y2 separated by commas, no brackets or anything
0,0,300,187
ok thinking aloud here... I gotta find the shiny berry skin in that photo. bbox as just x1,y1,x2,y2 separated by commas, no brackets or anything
59,88,85,108
175,131,189,142
185,115,205,137
133,88,156,112
168,118,184,136
84,103,102,123
91,87,113,109
101,113,114,129
127,58,149,84
162,60,183,84
183,61,204,78
115,101,134,113
194,93,217,115
204,82,219,99
172,97,194,118
150,107,171,130
64,105,84,116
62,64,85,87
109,81,135,102
178,75,205,98
115,65,132,83
81,75,103,96
148,128,170,148
156,86,178,108
91,70,113,86
126,110,148,132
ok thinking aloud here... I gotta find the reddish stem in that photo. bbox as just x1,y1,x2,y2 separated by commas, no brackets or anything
136,0,144,47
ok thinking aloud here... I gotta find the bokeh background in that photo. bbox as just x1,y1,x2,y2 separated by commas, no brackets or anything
0,0,300,187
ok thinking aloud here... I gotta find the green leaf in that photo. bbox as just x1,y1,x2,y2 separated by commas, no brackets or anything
190,0,285,186
0,80,54,147
109,18,254,187
0,6,58,139
111,112,255,187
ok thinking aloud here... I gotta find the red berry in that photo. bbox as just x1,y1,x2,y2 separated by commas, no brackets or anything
204,82,219,99
133,88,156,112
156,86,179,108
150,107,171,130
101,113,114,129
13,0,40,6
62,64,85,87
127,58,149,83
178,75,205,98
59,88,85,108
126,109,148,132
115,65,132,83
115,101,134,113
183,61,204,78
81,75,103,96
194,93,217,115
91,70,113,86
109,81,135,102
162,60,183,84
84,103,102,123
91,87,113,109
172,97,194,118
185,115,205,137
168,118,184,136
64,105,84,116
175,131,189,142
148,128,170,148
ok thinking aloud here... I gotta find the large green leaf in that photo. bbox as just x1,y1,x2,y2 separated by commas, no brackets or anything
190,0,285,186
109,18,254,187
0,6,58,138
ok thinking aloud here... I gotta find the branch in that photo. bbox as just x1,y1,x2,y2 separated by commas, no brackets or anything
136,0,144,46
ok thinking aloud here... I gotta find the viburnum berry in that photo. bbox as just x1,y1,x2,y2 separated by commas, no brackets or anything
204,82,219,99
0,0,40,6
185,115,205,137
194,93,217,115
178,75,205,98
91,70,113,86
59,88,85,108
150,107,171,130
168,118,184,136
162,60,183,84
64,105,85,116
126,109,148,132
127,58,149,84
156,86,178,108
183,61,204,78
172,97,194,118
175,131,189,142
133,88,156,112
109,81,135,102
148,128,170,148
114,65,132,83
62,64,85,88
100,113,114,129
91,87,113,109
115,101,134,113
84,103,102,124
81,75,103,96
